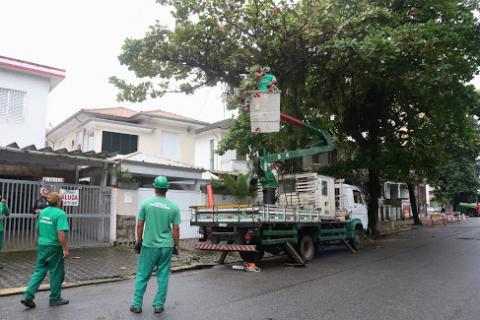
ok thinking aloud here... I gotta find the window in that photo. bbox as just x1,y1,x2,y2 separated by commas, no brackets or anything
321,181,328,196
0,87,25,122
161,132,180,161
75,131,83,150
209,139,215,170
87,129,95,151
101,131,138,154
353,190,363,204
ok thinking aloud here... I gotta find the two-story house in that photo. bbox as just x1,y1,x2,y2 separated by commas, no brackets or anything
0,55,65,147
46,107,207,165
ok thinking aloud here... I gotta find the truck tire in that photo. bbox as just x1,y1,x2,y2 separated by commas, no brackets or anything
239,250,264,263
299,234,315,262
349,228,363,251
466,209,476,217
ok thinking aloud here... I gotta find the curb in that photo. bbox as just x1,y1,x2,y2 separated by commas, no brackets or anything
374,226,413,239
0,262,223,297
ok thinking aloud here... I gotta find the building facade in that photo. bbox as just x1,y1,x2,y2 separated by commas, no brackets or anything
0,55,65,147
46,107,207,166
195,119,249,173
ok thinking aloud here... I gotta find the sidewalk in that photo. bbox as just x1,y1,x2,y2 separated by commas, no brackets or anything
0,239,241,296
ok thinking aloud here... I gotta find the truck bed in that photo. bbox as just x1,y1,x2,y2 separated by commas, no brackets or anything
190,204,346,226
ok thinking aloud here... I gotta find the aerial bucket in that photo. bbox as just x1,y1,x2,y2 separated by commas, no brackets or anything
249,90,281,133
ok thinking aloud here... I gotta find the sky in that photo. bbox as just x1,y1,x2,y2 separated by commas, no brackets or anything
1,0,479,128
0,0,228,127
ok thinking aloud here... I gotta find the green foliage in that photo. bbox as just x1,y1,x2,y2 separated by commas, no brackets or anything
223,173,251,203
118,169,136,183
113,0,480,231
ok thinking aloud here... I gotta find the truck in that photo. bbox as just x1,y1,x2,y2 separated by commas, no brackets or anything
191,172,368,264
191,92,369,263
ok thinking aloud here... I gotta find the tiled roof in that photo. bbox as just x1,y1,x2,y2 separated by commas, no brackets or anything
85,107,138,118
144,109,201,122
84,107,207,125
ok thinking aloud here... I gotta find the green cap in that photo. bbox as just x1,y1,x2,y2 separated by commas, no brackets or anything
153,176,169,189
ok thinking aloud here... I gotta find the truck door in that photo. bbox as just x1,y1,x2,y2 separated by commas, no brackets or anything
351,188,368,231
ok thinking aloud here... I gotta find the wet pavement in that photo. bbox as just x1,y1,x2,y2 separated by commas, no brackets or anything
0,218,478,320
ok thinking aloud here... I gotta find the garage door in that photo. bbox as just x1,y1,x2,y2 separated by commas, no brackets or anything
137,188,202,239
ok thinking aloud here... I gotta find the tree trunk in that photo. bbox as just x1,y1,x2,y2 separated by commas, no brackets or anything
367,169,381,235
407,182,422,225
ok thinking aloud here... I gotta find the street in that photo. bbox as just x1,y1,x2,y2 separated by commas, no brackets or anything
2,220,480,320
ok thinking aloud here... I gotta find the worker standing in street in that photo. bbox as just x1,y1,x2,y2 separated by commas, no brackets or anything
21,192,70,308
0,195,11,269
130,176,180,314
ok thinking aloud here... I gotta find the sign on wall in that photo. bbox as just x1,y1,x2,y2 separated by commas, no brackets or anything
60,189,80,206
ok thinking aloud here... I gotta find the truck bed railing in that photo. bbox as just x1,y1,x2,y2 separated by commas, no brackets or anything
190,205,342,224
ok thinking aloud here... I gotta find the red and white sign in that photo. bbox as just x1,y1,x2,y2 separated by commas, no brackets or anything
60,189,80,206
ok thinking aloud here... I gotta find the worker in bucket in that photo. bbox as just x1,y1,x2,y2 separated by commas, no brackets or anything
130,175,180,314
256,66,278,91
21,192,70,308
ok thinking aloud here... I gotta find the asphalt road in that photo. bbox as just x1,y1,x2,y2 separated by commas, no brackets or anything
2,219,480,320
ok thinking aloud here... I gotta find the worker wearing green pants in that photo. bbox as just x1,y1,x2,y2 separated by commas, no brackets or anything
21,193,70,309
0,196,11,260
130,176,180,314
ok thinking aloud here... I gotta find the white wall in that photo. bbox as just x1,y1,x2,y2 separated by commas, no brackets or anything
137,188,202,239
195,130,249,172
0,69,50,147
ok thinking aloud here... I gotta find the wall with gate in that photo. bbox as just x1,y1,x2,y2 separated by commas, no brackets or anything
0,179,112,251
137,188,201,239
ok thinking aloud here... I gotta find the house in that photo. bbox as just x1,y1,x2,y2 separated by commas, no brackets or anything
195,119,249,173
46,107,207,166
0,55,65,147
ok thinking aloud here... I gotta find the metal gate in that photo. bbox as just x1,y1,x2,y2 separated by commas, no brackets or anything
0,179,112,251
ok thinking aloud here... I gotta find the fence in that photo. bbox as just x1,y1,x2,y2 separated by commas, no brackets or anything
378,205,403,222
1,178,112,251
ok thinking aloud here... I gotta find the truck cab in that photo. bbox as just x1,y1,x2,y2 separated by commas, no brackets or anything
336,183,368,232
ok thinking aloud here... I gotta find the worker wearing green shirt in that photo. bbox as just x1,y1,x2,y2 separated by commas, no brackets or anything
21,192,70,309
256,66,278,91
130,176,181,314
0,196,11,258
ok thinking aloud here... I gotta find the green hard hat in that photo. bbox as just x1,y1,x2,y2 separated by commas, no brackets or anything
153,176,169,189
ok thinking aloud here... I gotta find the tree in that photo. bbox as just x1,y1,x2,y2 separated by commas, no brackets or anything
112,0,480,234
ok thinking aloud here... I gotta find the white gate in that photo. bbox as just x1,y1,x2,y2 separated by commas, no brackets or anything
137,188,201,239
1,179,112,251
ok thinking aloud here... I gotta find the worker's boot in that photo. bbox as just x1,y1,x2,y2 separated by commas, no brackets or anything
49,298,69,306
154,306,164,314
130,306,142,313
21,299,36,308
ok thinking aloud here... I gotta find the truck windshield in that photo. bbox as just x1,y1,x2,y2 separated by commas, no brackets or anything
353,190,363,204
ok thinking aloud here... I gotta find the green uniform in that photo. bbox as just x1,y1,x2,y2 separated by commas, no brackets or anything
257,74,276,91
24,206,69,303
132,196,180,309
0,202,11,253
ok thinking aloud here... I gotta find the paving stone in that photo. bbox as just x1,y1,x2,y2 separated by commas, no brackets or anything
0,239,241,290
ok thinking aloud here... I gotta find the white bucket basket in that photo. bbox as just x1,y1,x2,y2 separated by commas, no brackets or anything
249,90,281,133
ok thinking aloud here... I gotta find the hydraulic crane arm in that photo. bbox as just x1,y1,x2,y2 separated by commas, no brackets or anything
259,112,333,189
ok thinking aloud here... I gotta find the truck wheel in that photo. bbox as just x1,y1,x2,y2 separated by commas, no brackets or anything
466,209,476,217
239,250,264,263
299,234,315,262
349,228,363,251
